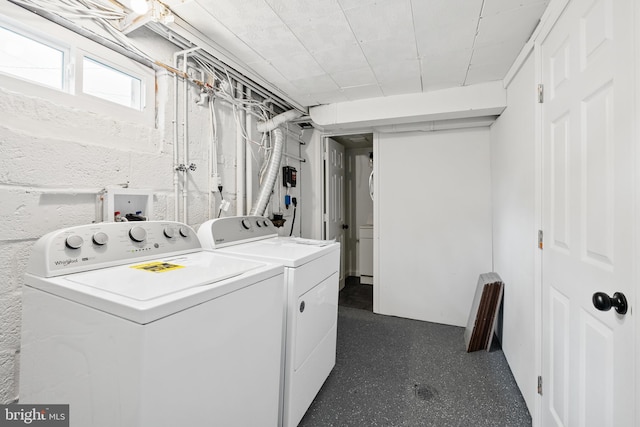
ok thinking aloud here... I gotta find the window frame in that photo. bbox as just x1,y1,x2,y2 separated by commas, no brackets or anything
0,5,155,126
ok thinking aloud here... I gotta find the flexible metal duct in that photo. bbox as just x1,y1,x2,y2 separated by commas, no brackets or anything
250,109,302,216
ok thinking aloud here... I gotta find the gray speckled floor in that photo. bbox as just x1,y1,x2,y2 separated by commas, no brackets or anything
298,306,531,427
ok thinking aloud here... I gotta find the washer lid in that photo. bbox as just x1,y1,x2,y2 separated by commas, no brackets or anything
218,237,339,268
24,251,284,324
63,251,264,301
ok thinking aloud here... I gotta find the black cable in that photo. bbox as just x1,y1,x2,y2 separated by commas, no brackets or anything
217,186,224,218
289,207,296,236
289,197,297,236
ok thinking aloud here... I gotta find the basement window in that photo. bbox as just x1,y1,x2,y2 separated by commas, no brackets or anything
0,5,155,125
82,57,143,110
0,25,65,90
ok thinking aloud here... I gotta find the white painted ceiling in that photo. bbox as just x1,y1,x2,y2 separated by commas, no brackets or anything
167,0,549,108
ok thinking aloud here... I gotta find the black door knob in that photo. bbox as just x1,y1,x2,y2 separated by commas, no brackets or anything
342,224,349,230
592,292,628,315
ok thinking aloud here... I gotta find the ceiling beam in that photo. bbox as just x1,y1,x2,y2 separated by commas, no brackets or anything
309,81,506,130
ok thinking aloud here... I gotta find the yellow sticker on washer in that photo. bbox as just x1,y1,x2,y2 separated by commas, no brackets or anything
130,262,185,272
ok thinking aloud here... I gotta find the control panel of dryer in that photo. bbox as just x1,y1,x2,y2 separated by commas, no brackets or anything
26,221,201,277
198,216,278,249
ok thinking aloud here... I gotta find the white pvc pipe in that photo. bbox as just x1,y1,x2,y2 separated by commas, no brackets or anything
245,88,253,214
208,98,219,219
172,47,199,222
236,82,246,216
182,49,190,223
172,52,180,222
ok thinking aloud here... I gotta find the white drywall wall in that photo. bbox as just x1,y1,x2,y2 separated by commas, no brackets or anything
375,128,493,327
490,52,537,414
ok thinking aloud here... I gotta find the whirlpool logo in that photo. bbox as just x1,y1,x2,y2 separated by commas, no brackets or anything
53,259,78,267
1,405,69,426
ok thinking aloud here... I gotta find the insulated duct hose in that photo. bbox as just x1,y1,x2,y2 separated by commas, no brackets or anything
250,109,302,216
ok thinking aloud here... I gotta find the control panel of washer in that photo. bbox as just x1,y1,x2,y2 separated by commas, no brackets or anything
197,216,278,249
26,221,201,277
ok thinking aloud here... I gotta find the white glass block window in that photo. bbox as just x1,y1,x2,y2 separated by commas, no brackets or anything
82,57,142,110
0,26,64,90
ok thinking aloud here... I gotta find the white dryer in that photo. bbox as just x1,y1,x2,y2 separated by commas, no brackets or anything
20,221,285,427
197,216,340,427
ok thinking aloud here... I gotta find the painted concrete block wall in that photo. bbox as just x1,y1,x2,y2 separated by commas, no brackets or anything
489,53,537,413
0,9,302,402
375,128,493,327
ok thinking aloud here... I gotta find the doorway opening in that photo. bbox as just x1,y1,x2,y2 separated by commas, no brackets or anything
322,133,374,311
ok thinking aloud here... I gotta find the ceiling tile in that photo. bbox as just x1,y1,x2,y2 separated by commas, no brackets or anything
372,59,420,83
360,38,418,65
288,12,357,54
465,41,524,84
337,0,378,11
475,2,548,48
237,24,308,60
420,53,469,91
411,0,483,30
344,0,414,43
168,3,259,63
309,89,350,105
415,25,477,58
265,0,343,21
331,67,378,88
268,50,325,80
311,43,369,74
193,0,282,33
342,84,384,100
379,76,423,96
167,0,550,106
290,74,340,93
481,0,549,17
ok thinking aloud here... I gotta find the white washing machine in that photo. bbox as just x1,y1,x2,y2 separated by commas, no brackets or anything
20,221,285,427
197,216,340,427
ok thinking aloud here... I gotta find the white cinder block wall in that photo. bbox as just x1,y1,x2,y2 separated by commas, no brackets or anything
0,11,304,402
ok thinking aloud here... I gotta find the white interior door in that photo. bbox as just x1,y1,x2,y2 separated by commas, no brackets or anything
540,0,635,426
324,137,346,287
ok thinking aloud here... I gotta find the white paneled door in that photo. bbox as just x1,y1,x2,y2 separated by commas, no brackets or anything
540,0,635,426
324,137,346,286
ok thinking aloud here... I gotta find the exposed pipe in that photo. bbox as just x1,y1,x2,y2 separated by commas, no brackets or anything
245,88,253,215
172,50,180,221
172,47,199,222
256,109,302,133
250,110,303,216
208,97,219,219
236,82,246,216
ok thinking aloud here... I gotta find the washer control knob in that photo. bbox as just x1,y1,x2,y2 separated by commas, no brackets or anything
92,232,109,246
65,235,84,250
179,226,189,238
263,220,270,228
241,219,251,230
163,227,175,238
129,226,147,242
